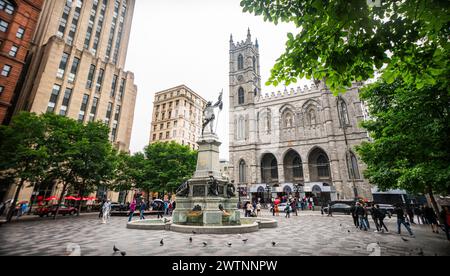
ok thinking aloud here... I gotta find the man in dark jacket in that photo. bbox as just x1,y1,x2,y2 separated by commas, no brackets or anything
394,205,414,237
350,204,359,228
356,203,368,231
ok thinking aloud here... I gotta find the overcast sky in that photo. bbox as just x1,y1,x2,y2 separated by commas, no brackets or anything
125,0,304,159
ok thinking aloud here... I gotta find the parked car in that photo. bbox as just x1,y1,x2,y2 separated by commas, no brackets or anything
270,203,288,213
323,203,352,215
35,205,77,217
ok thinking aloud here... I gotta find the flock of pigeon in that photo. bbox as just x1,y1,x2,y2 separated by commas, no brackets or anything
113,231,278,256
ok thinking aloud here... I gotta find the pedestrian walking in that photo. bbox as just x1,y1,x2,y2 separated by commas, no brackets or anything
102,199,112,224
256,202,262,217
350,204,359,228
356,203,368,231
423,205,439,234
439,206,450,241
139,200,147,220
285,203,291,218
98,199,105,219
394,205,414,237
128,199,137,222
292,200,298,216
374,205,389,232
327,201,333,217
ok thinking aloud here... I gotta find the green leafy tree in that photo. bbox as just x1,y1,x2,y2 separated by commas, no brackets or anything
68,121,116,215
142,142,197,197
0,112,49,222
356,79,450,213
240,0,449,93
112,151,146,203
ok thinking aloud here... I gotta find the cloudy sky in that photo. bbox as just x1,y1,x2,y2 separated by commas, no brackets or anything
125,0,303,159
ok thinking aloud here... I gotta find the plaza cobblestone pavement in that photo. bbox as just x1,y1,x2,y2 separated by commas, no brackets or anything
0,211,449,256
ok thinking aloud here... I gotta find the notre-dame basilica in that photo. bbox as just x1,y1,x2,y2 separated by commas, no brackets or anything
228,30,373,203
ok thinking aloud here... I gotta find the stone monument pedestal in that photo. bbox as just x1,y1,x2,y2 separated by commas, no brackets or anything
172,132,240,226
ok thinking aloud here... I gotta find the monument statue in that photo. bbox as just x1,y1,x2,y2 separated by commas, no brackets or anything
208,176,219,197
202,90,223,135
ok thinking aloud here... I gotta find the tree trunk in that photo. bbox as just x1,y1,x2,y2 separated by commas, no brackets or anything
6,178,25,222
77,180,85,216
427,186,443,224
146,189,150,203
27,182,38,215
54,182,68,220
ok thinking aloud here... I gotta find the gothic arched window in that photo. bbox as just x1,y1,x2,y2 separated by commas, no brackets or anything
237,116,245,140
238,87,245,105
308,109,317,126
253,56,256,71
239,160,246,183
238,54,244,70
339,99,350,126
293,156,303,178
317,154,330,178
348,152,361,179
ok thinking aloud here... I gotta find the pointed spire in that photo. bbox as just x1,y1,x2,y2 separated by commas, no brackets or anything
255,38,259,48
230,34,233,43
246,28,252,43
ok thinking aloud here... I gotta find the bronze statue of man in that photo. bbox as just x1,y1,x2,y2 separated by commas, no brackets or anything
202,90,223,135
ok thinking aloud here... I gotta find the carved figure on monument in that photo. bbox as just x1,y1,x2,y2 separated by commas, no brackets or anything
208,176,219,196
202,90,223,135
176,181,190,197
226,183,236,198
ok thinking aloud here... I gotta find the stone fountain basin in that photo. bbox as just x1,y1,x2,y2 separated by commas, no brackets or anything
127,217,277,234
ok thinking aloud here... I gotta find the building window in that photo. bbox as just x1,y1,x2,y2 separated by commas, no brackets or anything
68,57,80,83
338,98,350,126
160,124,163,130
67,0,84,45
9,45,18,57
348,152,361,180
105,102,113,125
57,52,70,78
0,0,15,15
84,0,99,49
159,133,163,140
16,27,25,39
60,88,73,116
1,64,11,76
118,78,125,101
0,86,4,95
166,131,170,139
111,122,118,141
238,54,244,70
173,130,177,138
239,160,246,183
78,94,90,122
89,97,99,122
152,134,157,141
95,68,105,93
57,0,72,38
47,84,62,113
317,155,330,178
110,74,118,97
114,105,121,122
0,20,9,32
86,64,96,89
238,87,245,105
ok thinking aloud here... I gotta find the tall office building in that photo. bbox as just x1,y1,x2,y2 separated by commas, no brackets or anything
14,0,137,151
0,0,43,124
149,85,207,150
2,0,138,204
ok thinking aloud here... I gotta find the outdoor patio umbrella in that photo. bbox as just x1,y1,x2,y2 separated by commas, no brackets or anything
45,196,58,201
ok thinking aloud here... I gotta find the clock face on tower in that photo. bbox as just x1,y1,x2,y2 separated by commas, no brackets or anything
237,75,244,82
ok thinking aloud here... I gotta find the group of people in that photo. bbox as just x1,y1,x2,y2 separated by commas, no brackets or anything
244,201,262,217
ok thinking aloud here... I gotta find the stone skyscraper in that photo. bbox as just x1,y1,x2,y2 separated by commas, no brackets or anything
13,0,137,151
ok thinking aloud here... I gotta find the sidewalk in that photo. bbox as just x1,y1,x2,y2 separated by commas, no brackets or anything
0,212,98,225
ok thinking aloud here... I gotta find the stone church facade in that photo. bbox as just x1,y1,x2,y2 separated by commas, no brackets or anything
228,30,372,203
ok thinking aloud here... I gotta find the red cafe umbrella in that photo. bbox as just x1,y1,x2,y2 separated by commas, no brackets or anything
45,196,58,201
65,196,79,201
274,199,281,205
